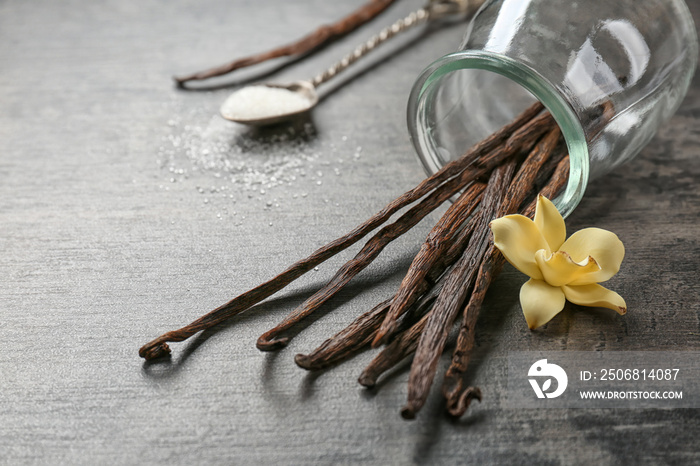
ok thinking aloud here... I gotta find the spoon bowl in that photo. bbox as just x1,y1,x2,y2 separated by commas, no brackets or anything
220,81,318,126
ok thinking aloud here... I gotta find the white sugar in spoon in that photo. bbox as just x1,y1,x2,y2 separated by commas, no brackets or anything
220,0,480,126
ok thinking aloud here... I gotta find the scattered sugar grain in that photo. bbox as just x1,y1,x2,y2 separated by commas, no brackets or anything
161,97,348,203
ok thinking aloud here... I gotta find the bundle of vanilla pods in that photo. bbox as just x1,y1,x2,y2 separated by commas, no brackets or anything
140,102,569,418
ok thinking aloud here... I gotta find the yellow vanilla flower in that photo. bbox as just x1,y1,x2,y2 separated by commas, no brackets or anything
490,196,626,329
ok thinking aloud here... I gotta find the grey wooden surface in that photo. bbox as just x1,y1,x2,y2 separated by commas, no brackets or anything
2,1,700,464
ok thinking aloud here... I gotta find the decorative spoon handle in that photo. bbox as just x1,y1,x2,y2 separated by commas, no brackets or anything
310,0,482,88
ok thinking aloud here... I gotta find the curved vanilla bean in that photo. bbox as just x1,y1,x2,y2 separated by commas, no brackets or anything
443,252,504,416
139,103,543,361
401,161,517,419
255,181,486,351
444,143,568,417
448,387,483,416
373,111,555,348
174,0,399,84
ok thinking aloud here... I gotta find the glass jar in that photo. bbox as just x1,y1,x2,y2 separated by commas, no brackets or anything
407,0,698,218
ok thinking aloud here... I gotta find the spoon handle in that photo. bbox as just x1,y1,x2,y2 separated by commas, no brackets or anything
310,0,482,88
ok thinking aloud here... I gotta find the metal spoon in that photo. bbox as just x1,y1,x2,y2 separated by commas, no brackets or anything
220,0,480,126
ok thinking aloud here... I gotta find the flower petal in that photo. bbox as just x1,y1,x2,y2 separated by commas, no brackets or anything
490,215,548,280
534,250,601,287
534,195,566,251
520,278,567,329
562,283,627,315
559,228,625,285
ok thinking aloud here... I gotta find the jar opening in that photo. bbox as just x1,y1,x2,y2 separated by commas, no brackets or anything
407,50,589,218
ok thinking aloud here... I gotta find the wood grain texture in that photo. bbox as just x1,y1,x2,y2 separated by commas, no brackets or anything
1,0,700,464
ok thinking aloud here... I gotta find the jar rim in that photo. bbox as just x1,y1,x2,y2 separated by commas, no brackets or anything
407,50,589,219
